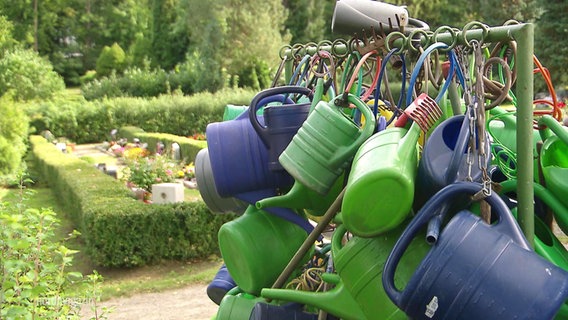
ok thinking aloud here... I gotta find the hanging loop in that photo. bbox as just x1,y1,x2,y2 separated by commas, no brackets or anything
462,21,489,47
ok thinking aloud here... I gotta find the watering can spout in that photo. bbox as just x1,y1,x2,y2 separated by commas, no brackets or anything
260,273,367,320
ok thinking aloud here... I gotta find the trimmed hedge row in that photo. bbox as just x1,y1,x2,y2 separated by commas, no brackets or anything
118,126,207,163
24,88,256,144
29,135,235,267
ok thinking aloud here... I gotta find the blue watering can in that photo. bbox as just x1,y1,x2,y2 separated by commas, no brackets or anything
194,148,247,215
415,114,491,208
383,182,568,320
249,86,312,171
207,264,237,305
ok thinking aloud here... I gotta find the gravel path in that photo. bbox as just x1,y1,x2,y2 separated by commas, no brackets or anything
81,284,218,320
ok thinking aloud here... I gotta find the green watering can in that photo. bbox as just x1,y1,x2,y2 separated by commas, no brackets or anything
499,179,568,270
278,93,376,195
255,173,344,217
342,93,442,237
487,106,541,179
217,205,312,296
260,223,430,320
261,272,367,320
216,287,268,320
539,115,568,211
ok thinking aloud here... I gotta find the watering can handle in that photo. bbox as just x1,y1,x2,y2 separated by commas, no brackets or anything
331,224,348,256
538,115,568,146
328,93,376,167
382,182,531,307
445,115,472,185
249,86,313,146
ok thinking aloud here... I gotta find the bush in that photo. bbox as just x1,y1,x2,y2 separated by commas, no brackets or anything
23,88,256,144
0,94,29,176
0,180,103,319
95,43,126,78
0,49,65,101
29,135,235,267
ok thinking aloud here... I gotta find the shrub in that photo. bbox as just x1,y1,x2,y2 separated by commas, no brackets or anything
0,178,103,319
95,43,126,78
29,135,235,267
0,49,65,101
0,94,29,176
23,88,256,144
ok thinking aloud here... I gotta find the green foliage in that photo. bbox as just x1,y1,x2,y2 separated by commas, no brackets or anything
0,15,18,55
535,0,568,87
23,88,255,144
95,43,126,78
0,49,65,101
29,135,235,267
150,0,189,70
0,94,29,176
0,175,104,319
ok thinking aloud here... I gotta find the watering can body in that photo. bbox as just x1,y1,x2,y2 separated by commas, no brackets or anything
383,182,568,320
206,95,295,199
279,94,375,195
331,224,429,319
195,148,247,215
217,205,311,296
223,104,248,121
249,303,320,320
540,134,568,211
249,86,312,171
342,125,420,237
416,114,491,208
216,288,267,320
207,264,237,305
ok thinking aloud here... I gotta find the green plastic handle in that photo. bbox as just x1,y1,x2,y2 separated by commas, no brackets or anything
328,93,376,167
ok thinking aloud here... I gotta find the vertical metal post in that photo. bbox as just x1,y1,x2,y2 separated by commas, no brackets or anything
512,24,535,246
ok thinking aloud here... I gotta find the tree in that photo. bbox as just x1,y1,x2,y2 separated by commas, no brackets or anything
0,94,28,175
284,0,329,44
150,0,189,70
0,48,65,101
535,0,568,88
95,43,126,77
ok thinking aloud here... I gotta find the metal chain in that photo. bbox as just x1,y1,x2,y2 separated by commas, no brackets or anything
455,45,476,182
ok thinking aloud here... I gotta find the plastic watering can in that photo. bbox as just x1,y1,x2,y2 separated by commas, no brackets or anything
216,287,267,320
217,205,312,296
207,264,237,305
206,94,295,198
223,104,248,121
255,172,344,217
498,179,568,271
260,272,367,320
487,106,541,178
382,182,568,320
194,148,247,215
415,114,491,208
249,303,320,320
341,94,440,237
249,86,312,171
539,115,568,210
329,224,429,319
278,93,376,195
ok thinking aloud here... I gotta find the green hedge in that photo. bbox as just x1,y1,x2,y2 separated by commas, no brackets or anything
118,127,207,163
29,135,235,267
24,88,256,144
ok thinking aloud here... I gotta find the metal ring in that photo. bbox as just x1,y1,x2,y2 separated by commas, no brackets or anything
291,43,305,59
385,31,407,53
407,29,432,52
503,20,521,26
316,40,334,57
331,38,349,58
462,21,489,47
279,44,293,61
432,25,458,52
304,42,318,55
348,37,365,53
